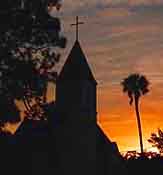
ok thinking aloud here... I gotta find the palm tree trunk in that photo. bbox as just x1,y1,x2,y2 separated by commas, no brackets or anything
134,95,144,154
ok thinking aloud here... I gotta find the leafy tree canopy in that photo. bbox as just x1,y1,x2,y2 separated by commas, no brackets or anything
0,0,66,129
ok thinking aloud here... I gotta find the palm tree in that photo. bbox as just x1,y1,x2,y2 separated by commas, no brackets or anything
121,74,149,154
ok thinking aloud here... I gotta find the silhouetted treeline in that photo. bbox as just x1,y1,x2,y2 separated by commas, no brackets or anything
0,0,66,128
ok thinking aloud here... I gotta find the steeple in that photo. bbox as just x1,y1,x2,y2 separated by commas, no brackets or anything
57,40,97,84
56,17,97,124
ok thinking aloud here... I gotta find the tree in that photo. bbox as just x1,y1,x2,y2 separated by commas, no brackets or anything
0,0,66,130
121,74,149,154
148,128,163,154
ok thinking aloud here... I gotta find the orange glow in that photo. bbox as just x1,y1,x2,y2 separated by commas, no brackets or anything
97,85,163,153
7,82,163,153
147,147,159,154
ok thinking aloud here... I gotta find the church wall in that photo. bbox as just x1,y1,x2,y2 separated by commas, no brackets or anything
56,81,82,111
54,122,96,175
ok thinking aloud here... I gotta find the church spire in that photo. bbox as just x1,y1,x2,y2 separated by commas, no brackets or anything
57,16,97,84
57,41,97,84
71,16,84,41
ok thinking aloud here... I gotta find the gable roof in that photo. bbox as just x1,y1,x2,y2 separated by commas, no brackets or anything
96,124,121,155
96,125,114,149
57,40,97,84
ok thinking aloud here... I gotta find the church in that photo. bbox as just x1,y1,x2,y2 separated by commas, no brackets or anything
0,22,127,175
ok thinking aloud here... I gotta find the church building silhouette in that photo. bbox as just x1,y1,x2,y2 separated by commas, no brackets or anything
0,21,127,174
13,39,127,175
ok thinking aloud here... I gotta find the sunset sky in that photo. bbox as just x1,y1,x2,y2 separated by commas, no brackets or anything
54,0,163,152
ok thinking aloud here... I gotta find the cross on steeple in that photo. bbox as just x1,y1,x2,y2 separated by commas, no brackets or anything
71,16,84,41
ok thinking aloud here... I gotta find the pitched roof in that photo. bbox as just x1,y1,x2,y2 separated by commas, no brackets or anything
96,124,122,158
57,40,97,84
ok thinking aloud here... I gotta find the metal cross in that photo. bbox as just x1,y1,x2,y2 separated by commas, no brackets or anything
71,16,84,41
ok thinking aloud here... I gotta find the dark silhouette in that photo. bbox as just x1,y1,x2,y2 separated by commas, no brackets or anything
121,74,149,154
0,33,127,175
55,39,126,175
0,2,128,173
123,150,160,160
0,95,20,129
0,0,66,128
148,128,163,154
124,151,163,175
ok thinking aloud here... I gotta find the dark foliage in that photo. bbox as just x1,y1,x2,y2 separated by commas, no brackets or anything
123,150,160,160
0,0,66,128
148,128,163,154
121,74,149,105
125,154,163,175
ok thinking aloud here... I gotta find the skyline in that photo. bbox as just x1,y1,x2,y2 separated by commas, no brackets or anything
54,1,163,152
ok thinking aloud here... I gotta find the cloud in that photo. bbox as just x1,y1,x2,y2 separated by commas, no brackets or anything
129,0,163,6
62,0,163,14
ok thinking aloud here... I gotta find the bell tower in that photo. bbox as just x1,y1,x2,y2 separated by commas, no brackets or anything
56,40,97,124
54,17,97,175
